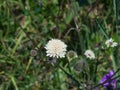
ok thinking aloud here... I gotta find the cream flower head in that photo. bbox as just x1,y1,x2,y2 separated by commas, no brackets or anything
84,50,95,60
45,39,67,58
105,38,118,47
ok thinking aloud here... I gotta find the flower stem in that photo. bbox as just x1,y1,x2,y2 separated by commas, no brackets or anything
94,59,98,83
25,57,33,73
110,53,117,72
58,65,80,88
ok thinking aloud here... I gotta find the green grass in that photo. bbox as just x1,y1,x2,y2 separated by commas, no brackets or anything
0,0,120,90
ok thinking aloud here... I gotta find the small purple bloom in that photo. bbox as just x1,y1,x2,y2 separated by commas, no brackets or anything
100,70,117,90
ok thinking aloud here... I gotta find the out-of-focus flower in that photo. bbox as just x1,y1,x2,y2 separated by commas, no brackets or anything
100,70,116,90
30,49,37,56
84,50,95,60
45,39,67,58
74,60,87,72
67,50,78,61
105,38,118,47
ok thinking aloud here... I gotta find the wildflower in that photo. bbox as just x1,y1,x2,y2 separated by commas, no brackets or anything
74,60,87,72
105,38,118,47
67,50,78,61
100,70,116,90
84,50,95,60
45,39,67,58
30,49,37,56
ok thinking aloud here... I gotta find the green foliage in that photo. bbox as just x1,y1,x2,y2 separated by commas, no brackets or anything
0,0,120,90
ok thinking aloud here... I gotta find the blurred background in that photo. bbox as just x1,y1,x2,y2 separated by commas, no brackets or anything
0,0,120,90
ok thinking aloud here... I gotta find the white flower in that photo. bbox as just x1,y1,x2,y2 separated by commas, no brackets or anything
105,38,118,47
45,39,67,58
84,50,95,60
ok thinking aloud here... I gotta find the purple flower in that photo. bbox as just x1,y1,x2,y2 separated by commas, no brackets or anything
100,70,117,90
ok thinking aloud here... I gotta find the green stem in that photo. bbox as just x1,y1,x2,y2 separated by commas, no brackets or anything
113,0,118,35
68,61,72,73
25,57,33,73
110,53,117,71
9,75,19,90
11,31,25,56
95,19,109,39
58,65,80,88
94,59,98,83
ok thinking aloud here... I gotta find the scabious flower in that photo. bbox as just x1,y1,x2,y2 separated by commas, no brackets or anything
105,38,118,47
67,50,78,61
100,70,117,90
84,50,95,60
45,39,67,58
74,60,87,72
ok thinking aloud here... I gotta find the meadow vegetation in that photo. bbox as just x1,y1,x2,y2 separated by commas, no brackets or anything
0,0,120,90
